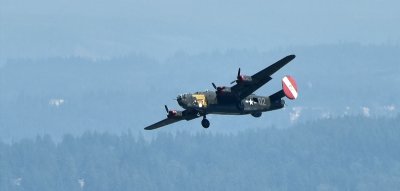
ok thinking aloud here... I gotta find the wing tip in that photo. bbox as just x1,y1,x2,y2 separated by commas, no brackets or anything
287,54,296,60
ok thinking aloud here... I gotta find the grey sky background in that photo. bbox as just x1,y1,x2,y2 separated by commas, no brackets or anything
1,0,400,59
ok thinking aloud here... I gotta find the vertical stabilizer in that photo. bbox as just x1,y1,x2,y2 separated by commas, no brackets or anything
282,76,298,100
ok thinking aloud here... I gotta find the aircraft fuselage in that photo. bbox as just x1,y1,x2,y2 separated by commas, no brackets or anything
176,90,285,117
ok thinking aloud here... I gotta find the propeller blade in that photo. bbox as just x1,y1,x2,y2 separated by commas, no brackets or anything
164,105,169,113
212,83,217,90
230,68,241,84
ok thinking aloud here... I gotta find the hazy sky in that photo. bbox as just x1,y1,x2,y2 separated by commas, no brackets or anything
1,0,400,139
1,0,400,58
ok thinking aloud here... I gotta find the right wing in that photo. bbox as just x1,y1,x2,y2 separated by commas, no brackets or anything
230,55,296,100
144,109,199,130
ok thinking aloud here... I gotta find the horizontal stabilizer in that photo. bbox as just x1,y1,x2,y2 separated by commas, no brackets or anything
269,90,285,101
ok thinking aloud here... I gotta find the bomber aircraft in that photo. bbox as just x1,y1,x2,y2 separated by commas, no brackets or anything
144,55,298,130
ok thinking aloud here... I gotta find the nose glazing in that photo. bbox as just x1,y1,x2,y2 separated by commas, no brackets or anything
177,95,184,106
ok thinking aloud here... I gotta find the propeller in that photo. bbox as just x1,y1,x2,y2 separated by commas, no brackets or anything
212,82,225,92
165,105,177,117
212,83,217,90
230,68,241,84
164,105,169,113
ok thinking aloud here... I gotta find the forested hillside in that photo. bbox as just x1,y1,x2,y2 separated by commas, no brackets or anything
1,116,399,191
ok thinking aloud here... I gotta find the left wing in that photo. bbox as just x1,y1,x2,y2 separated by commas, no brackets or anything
231,55,295,100
144,118,183,130
144,109,199,130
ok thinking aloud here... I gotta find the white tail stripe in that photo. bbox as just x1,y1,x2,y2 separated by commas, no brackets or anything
282,76,298,99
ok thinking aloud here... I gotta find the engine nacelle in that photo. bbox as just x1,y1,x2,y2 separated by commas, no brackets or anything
251,112,262,118
216,87,234,96
231,68,253,85
216,86,230,92
167,110,182,118
237,75,253,84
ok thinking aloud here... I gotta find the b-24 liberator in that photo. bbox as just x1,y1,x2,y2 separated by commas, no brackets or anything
145,55,298,130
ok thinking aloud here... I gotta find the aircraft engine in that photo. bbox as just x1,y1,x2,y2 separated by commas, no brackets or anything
237,75,253,83
165,105,183,118
231,68,253,84
167,110,177,117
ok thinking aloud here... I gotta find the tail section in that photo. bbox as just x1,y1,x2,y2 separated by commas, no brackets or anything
269,76,298,100
282,76,298,100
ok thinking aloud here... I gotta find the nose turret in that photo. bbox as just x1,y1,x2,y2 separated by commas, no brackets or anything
177,94,190,108
177,95,183,106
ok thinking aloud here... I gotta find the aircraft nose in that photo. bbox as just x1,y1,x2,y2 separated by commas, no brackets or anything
177,95,183,105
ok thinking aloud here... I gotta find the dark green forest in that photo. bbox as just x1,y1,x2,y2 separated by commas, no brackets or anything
1,116,400,191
